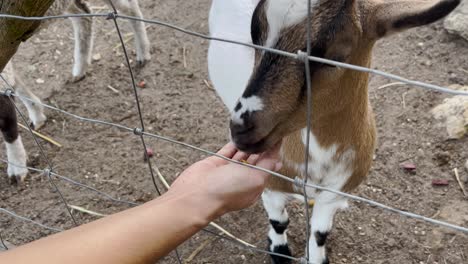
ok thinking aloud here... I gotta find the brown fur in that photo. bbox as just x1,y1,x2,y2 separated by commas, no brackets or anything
240,0,460,195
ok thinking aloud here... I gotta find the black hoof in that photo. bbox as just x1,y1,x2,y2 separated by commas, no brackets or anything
322,256,330,264
268,239,292,264
135,59,150,69
9,175,24,185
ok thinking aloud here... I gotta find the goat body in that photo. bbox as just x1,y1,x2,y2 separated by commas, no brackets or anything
209,0,460,263
1,0,150,182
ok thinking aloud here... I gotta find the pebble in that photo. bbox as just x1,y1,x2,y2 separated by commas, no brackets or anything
35,78,45,84
92,53,102,61
462,160,468,183
432,179,449,186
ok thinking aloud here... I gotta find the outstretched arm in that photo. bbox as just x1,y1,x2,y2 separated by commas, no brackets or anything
0,143,281,264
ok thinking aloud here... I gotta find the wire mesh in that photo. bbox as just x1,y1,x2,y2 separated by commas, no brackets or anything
1,3,468,264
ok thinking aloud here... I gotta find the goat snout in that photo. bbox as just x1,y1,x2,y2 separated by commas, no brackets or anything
229,116,270,154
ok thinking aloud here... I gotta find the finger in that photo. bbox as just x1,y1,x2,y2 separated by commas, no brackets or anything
217,142,237,158
246,154,260,165
204,142,237,166
232,151,249,162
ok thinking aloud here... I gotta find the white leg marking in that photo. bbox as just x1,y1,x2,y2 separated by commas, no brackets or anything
268,228,287,249
262,190,290,249
6,136,28,180
5,62,47,129
70,16,93,79
308,192,348,264
231,96,264,125
263,190,289,222
109,0,151,63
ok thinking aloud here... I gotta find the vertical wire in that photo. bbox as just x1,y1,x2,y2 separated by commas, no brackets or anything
0,75,78,227
105,2,180,263
0,232,8,250
302,0,313,261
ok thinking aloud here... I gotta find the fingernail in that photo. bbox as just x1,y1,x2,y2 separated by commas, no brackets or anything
274,162,283,171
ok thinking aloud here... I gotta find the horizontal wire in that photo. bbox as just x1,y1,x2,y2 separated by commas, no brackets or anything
2,89,467,234
0,208,63,232
0,160,302,261
1,10,468,261
201,228,302,263
0,158,137,206
0,13,466,96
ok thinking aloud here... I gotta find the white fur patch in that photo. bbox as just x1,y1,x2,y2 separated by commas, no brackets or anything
1,62,17,88
264,0,316,48
231,96,264,125
280,128,355,198
262,190,289,223
308,192,348,263
268,228,288,249
6,136,28,179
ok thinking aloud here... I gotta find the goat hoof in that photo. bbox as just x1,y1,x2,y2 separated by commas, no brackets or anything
30,120,45,131
9,174,26,185
8,165,28,184
268,240,292,264
322,256,330,264
70,75,86,83
135,58,150,68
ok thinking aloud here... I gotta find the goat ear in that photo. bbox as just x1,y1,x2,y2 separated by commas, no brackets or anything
371,0,460,38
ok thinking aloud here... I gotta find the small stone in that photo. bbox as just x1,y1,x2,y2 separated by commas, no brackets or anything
462,160,468,183
431,85,468,139
417,42,424,47
444,1,468,41
92,53,102,61
137,80,146,88
144,147,154,162
400,162,416,173
432,179,449,186
35,78,45,84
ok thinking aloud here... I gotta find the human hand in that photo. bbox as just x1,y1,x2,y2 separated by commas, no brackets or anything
169,142,281,219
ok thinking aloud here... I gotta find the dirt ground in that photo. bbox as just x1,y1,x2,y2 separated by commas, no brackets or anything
1,0,468,263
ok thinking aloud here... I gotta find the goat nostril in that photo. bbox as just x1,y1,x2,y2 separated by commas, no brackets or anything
232,123,255,136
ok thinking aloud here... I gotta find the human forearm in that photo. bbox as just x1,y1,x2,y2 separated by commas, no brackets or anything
0,142,279,264
0,189,222,264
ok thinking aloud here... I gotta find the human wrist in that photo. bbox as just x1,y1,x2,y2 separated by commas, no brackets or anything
164,188,226,226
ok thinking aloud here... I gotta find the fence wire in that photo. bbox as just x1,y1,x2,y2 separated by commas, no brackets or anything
1,3,468,264
0,158,301,262
2,87,468,236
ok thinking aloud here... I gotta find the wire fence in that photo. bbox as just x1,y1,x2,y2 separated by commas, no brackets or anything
1,1,468,264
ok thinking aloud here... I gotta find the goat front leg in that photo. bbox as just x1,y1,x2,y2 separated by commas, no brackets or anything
308,192,348,264
106,0,151,66
262,190,293,264
0,97,28,183
4,62,46,130
67,0,94,82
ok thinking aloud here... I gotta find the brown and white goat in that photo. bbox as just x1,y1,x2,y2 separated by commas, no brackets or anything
209,0,460,263
1,0,150,182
